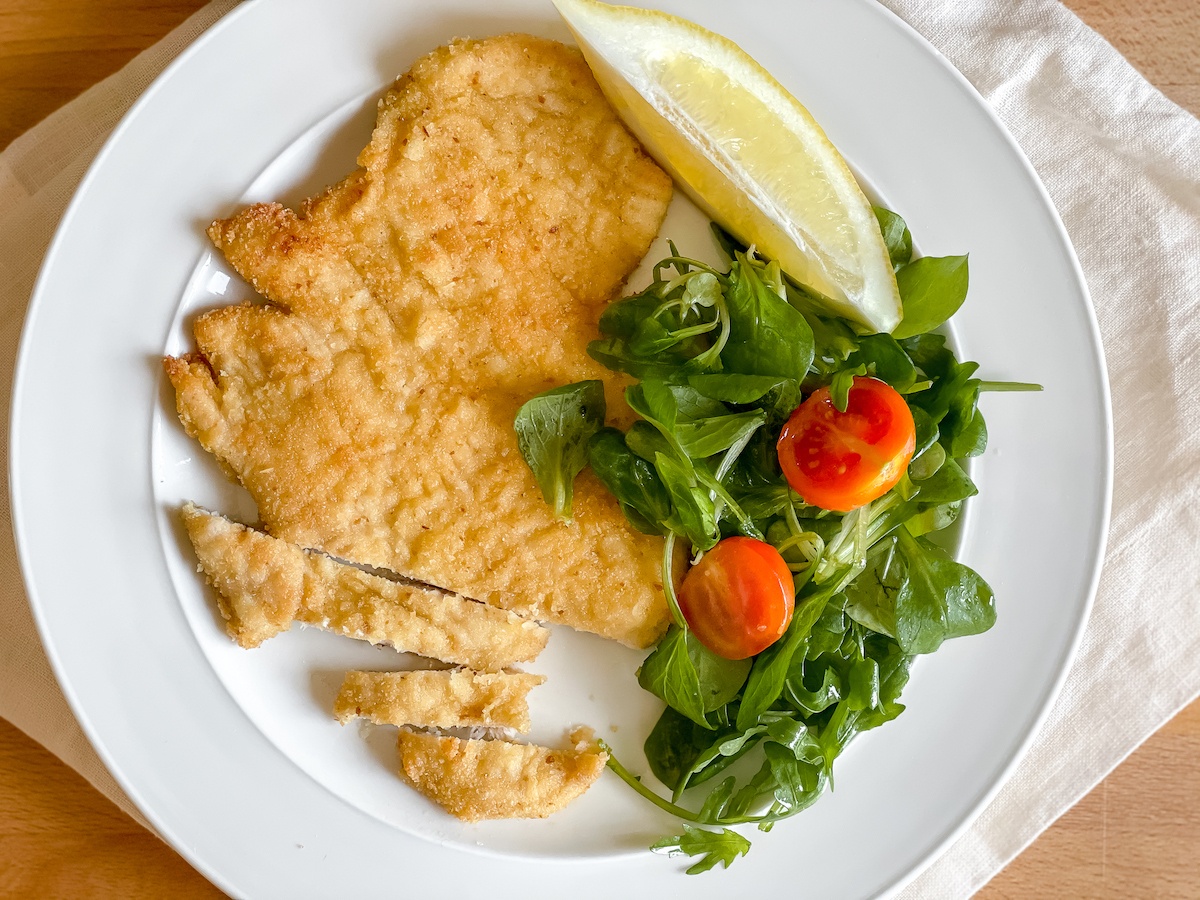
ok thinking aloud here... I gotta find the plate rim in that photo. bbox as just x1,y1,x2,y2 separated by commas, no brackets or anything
9,4,262,895
8,0,1114,895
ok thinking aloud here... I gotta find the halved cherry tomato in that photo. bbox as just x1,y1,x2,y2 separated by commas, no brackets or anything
777,376,915,512
677,537,795,660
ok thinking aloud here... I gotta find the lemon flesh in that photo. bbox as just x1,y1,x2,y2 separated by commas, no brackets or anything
553,0,902,333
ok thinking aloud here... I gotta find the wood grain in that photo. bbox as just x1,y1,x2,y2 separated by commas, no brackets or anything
0,718,219,899
0,0,207,151
1064,0,1200,114
981,701,1200,899
0,1,1196,897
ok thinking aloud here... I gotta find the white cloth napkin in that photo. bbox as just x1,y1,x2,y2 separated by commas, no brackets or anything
0,1,1196,895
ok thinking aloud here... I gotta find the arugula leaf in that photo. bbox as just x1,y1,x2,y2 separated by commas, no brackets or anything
674,725,767,801
639,626,750,727
851,333,918,392
626,382,732,546
626,292,722,358
803,308,860,374
591,255,733,379
924,360,979,425
763,716,824,762
805,593,851,657
735,586,835,730
905,501,961,537
587,428,673,534
856,635,913,730
847,657,881,711
874,206,913,269
915,457,977,504
651,826,751,874
514,381,605,520
598,288,661,338
764,742,825,812
723,255,815,381
638,626,709,727
784,662,842,714
710,221,750,260
830,363,868,413
902,334,989,459
676,411,767,459
625,420,676,464
902,332,956,384
699,777,739,822
588,336,682,379
892,255,969,340
724,759,776,819
687,373,790,404
724,426,787,490
645,706,721,791
655,452,720,550
942,379,988,458
814,694,860,777
910,407,939,460
843,528,996,654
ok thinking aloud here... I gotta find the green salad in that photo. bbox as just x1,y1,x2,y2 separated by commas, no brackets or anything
515,209,1038,873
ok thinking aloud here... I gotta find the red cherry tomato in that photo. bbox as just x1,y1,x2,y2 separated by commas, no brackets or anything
677,537,795,660
776,376,916,512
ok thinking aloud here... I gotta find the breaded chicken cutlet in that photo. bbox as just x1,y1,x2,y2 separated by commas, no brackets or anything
165,34,674,649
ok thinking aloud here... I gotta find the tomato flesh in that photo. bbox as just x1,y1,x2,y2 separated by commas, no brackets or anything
677,537,795,660
777,377,916,512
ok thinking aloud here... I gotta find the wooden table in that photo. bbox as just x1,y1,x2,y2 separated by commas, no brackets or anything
0,2,1196,896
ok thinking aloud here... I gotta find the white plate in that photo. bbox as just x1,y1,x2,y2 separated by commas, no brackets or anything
10,0,1111,896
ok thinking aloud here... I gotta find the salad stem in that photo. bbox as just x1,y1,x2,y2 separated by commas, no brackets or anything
977,380,1043,392
662,533,686,629
601,743,814,828
601,743,704,824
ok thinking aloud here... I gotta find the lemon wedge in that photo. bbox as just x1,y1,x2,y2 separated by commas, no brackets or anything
553,0,902,333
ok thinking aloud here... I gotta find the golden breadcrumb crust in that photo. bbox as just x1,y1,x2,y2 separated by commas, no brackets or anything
397,728,607,821
181,504,547,670
163,34,674,648
334,669,545,732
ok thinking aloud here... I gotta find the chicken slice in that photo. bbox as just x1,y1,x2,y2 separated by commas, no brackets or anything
181,504,548,670
334,669,544,732
397,728,606,821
